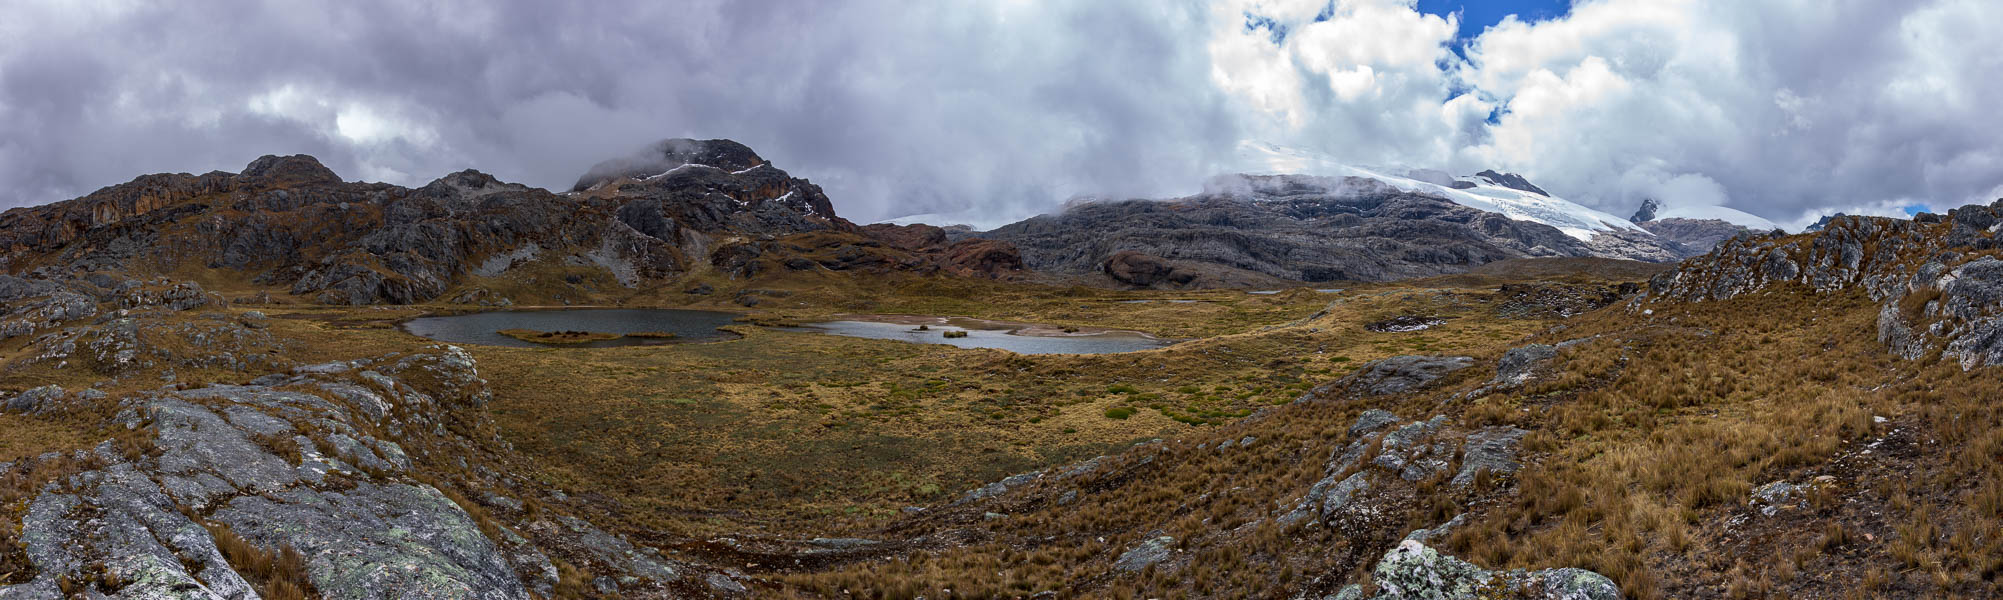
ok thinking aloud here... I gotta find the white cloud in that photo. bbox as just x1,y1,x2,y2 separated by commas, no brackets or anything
2,0,2001,231
1206,0,2003,227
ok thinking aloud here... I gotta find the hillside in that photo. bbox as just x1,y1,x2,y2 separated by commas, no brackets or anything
778,205,2003,598
979,173,1686,289
0,143,1997,598
0,140,1021,307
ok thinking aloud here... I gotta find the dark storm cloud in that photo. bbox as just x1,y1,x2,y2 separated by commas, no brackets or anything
0,0,1241,226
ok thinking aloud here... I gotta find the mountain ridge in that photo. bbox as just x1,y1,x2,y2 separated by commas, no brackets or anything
0,139,1030,305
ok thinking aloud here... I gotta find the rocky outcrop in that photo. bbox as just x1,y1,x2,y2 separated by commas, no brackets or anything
1805,213,1846,232
1296,355,1474,400
1649,202,2003,369
1495,282,1638,319
981,174,1682,288
1367,541,1621,600
1629,198,1659,223
1112,536,1177,573
0,347,539,598
1473,170,1551,197
1453,427,1529,486
940,239,1023,279
0,285,737,598
857,224,1025,279
1493,343,1557,387
1283,411,1524,529
1635,218,1755,255
0,277,280,375
1101,251,1176,287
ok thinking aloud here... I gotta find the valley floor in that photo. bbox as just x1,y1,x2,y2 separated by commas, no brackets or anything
1,259,1997,598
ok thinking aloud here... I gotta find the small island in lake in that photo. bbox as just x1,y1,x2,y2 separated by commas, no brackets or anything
497,328,624,345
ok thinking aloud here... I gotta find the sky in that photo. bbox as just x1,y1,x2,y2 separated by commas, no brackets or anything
1416,0,1572,46
2,1,2000,231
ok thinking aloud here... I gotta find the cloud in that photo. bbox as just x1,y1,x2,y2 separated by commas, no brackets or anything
1212,0,2003,230
1,0,2001,232
0,0,1242,225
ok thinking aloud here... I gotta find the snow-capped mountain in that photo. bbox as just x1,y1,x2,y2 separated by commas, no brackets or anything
1652,204,1779,232
1236,142,1644,242
879,211,1014,232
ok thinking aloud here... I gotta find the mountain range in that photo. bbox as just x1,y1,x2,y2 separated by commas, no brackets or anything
1,138,1784,297
1,137,2001,599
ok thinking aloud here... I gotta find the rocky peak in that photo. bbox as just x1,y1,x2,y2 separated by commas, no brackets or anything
571,138,767,191
1634,217,1752,256
414,169,524,201
1630,198,1660,223
1804,212,1847,232
238,154,342,186
1473,170,1550,197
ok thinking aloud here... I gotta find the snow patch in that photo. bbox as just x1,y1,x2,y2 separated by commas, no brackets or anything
642,163,719,181
875,211,1011,232
1235,142,1643,242
1655,205,1780,231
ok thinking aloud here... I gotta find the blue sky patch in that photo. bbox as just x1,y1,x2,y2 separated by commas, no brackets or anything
1244,12,1288,44
1417,0,1573,45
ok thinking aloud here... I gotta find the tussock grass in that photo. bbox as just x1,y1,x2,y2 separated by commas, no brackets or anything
203,521,317,600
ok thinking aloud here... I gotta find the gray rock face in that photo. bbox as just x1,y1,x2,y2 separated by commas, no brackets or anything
1374,417,1455,482
1628,198,1659,223
1749,480,1804,517
0,352,529,599
1493,344,1557,387
981,173,1679,288
1,385,66,414
1290,411,1527,531
0,344,706,599
1635,218,1755,255
216,482,524,599
1453,427,1529,486
960,470,1043,503
1348,409,1402,436
1474,170,1551,197
1113,536,1176,572
1368,541,1621,600
1300,355,1475,400
531,516,679,582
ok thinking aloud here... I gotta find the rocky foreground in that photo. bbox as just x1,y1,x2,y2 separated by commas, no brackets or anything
0,276,748,598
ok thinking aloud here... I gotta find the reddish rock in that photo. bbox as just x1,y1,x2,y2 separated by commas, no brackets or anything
1103,251,1175,287
860,223,949,251
942,239,1024,279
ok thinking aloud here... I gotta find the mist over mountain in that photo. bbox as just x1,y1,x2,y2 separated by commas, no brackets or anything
6,1,2002,230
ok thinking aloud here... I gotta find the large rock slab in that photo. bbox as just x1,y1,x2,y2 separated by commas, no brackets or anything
1302,355,1475,400
1368,540,1621,600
